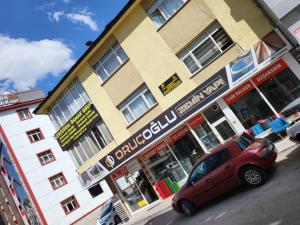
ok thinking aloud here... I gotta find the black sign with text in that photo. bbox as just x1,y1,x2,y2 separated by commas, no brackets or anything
159,74,182,96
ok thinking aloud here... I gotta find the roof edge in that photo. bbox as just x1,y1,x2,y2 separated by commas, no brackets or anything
34,0,136,115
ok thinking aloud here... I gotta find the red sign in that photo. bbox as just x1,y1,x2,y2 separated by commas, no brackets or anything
140,141,167,161
252,59,287,86
187,113,205,128
224,81,254,105
166,126,190,145
111,167,128,180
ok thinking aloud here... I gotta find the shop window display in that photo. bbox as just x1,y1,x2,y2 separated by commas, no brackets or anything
229,89,274,129
257,68,300,112
167,127,205,174
192,121,220,151
141,142,186,185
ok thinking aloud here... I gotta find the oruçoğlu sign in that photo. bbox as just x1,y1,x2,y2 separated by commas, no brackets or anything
81,30,289,187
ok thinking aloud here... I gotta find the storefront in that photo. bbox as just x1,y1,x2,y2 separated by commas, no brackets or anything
81,30,300,216
109,58,300,213
224,59,300,133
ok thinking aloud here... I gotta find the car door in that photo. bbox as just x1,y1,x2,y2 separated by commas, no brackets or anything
185,160,215,206
206,149,237,196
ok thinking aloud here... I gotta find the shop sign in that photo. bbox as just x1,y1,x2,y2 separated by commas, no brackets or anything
140,141,167,161
0,94,19,107
288,20,300,44
252,59,287,86
223,81,254,105
111,167,128,180
187,113,205,128
166,126,190,145
226,31,288,87
55,102,100,150
159,74,182,96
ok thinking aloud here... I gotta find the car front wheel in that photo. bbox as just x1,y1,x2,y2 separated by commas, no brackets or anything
241,166,266,187
180,200,196,217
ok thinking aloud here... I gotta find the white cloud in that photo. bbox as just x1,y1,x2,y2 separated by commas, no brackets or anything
0,34,74,91
48,9,98,31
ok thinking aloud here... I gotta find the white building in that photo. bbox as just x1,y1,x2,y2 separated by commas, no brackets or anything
0,89,113,225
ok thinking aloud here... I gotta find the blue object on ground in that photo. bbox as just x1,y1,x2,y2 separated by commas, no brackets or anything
251,124,264,136
268,117,289,134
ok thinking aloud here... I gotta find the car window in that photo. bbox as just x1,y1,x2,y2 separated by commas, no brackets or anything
100,201,113,218
206,149,231,172
237,136,253,151
189,161,208,184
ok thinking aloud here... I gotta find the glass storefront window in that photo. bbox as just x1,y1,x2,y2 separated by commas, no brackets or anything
257,68,300,112
167,127,205,174
142,143,186,185
193,121,220,150
229,89,274,129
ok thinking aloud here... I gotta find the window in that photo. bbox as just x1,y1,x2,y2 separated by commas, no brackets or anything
189,160,208,184
178,22,233,74
205,149,231,171
118,84,157,124
148,0,187,27
26,129,44,143
37,150,55,165
94,42,128,81
61,196,79,214
88,183,103,198
69,122,113,166
237,137,254,151
49,78,90,129
257,68,300,112
17,108,32,121
49,173,67,190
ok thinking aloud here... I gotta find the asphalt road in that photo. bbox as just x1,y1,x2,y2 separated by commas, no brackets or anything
145,146,300,225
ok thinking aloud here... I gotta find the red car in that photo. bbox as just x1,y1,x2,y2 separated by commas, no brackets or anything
172,135,277,216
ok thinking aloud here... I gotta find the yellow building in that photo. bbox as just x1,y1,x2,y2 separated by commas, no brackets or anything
35,0,300,216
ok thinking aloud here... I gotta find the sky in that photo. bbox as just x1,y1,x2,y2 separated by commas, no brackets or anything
0,0,129,94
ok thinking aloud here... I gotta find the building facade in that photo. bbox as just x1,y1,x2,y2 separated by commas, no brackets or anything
35,0,300,217
0,90,113,225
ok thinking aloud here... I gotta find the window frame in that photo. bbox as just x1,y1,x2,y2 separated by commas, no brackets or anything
60,195,80,215
37,149,56,166
48,172,68,190
118,84,157,124
94,42,128,81
48,78,90,129
148,0,188,28
16,108,32,121
178,22,233,75
26,128,44,143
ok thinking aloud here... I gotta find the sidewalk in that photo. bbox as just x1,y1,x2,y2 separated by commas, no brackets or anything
123,137,299,225
123,197,173,225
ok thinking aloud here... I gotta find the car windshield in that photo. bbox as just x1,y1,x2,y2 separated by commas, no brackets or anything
100,200,113,219
237,136,254,151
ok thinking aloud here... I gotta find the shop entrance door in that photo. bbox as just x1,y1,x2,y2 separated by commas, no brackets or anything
203,103,236,142
113,166,158,213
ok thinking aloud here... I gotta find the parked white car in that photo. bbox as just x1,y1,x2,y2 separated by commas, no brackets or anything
96,199,122,225
287,118,300,142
